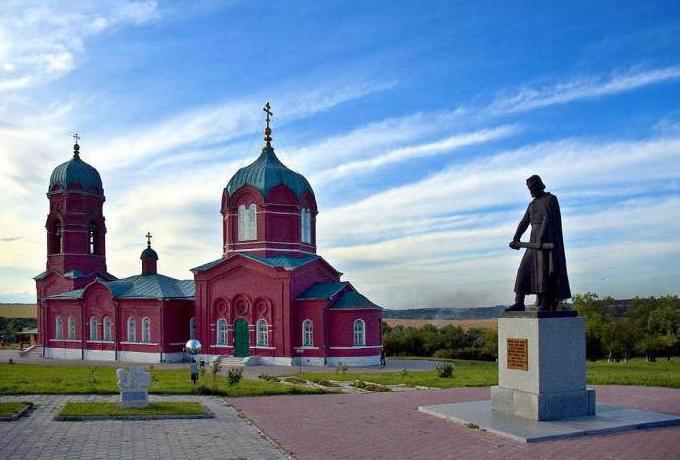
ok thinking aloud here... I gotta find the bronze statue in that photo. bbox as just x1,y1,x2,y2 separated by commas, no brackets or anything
506,175,571,312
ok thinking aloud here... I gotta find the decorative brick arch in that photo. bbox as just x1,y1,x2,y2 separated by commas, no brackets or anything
231,294,252,322
212,298,229,322
253,297,273,322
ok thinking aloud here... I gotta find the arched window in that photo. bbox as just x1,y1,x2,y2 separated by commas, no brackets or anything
142,317,151,343
353,319,366,346
103,317,112,342
300,208,311,243
127,317,136,342
89,316,98,341
49,220,63,254
88,224,97,255
302,319,313,347
257,319,268,346
55,317,63,340
237,204,257,241
67,316,76,340
216,318,228,345
189,317,196,340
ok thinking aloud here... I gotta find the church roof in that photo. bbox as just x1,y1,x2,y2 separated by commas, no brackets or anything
47,273,194,300
297,281,349,300
225,146,314,199
331,289,381,310
191,252,319,273
296,281,381,310
49,144,103,195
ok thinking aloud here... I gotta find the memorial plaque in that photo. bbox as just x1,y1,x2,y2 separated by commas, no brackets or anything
507,338,528,370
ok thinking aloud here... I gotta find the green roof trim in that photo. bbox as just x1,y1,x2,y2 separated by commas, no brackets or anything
47,273,194,300
297,281,348,300
225,147,314,199
191,252,319,273
330,289,381,310
49,152,103,194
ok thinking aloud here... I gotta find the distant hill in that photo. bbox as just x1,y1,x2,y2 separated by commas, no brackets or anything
0,304,37,319
383,305,507,320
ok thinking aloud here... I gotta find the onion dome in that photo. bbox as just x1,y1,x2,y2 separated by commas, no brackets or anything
226,102,314,199
49,140,103,195
140,232,158,261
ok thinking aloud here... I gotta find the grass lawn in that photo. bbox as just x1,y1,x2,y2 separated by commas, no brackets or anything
0,364,330,396
300,357,680,389
0,401,30,417
302,359,497,389
58,401,206,417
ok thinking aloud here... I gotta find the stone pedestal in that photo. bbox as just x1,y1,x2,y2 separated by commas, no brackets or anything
117,367,150,409
491,311,595,421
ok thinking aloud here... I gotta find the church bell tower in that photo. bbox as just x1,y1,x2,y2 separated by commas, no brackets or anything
40,136,109,294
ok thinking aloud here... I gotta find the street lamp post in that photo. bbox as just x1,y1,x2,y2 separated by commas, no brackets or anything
185,339,202,384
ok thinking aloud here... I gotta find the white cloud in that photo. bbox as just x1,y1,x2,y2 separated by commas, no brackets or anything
484,66,680,115
0,1,159,92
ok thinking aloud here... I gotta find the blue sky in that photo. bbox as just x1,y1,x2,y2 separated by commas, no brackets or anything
1,0,679,308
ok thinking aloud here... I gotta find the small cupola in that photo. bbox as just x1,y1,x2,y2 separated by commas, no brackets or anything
49,134,104,196
140,232,158,275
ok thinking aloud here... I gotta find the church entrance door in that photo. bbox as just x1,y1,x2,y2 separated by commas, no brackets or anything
234,319,250,357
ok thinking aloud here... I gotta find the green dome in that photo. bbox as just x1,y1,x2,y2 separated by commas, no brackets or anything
49,146,103,195
226,147,314,199
140,247,159,261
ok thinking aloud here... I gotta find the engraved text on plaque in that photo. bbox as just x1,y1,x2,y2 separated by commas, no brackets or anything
507,338,528,371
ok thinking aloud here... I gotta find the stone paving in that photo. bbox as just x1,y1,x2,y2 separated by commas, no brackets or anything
232,385,680,460
0,394,287,460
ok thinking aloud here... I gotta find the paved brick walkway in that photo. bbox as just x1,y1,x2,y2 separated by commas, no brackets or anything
0,394,287,460
232,386,680,460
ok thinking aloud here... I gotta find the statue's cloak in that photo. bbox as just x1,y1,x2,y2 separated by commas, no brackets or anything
513,192,571,300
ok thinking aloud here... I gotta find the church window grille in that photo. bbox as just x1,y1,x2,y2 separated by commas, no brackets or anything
216,319,228,345
257,319,268,346
55,317,63,340
89,316,98,341
142,317,151,343
67,316,76,340
353,319,366,346
302,319,313,347
127,317,136,342
238,204,257,241
300,208,312,243
189,317,196,340
103,317,112,342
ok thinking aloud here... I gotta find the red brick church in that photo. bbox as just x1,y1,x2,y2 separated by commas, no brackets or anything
34,106,383,365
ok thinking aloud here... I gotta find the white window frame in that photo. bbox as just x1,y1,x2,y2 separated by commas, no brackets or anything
89,316,98,341
256,319,268,346
300,208,312,243
141,317,151,343
103,317,112,342
55,316,63,340
353,319,366,346
189,317,196,340
127,317,136,343
302,319,313,347
67,316,76,340
237,203,257,241
216,318,228,345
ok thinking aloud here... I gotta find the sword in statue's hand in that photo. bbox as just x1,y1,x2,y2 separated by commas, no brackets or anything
509,241,554,250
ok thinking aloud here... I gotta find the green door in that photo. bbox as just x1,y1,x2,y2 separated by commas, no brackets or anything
234,319,250,357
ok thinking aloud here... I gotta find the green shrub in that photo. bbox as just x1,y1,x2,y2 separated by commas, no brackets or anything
436,363,454,378
258,374,279,382
89,365,97,384
352,380,391,392
227,368,243,386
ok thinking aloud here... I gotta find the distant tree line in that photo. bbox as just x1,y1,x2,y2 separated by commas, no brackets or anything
382,294,680,363
0,318,36,343
382,323,498,361
574,293,680,362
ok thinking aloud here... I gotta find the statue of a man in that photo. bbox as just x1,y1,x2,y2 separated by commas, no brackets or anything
506,175,571,312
